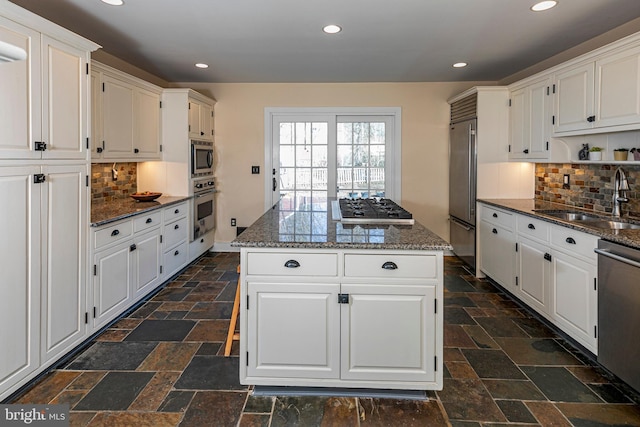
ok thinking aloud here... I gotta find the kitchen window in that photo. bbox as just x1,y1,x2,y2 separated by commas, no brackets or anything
264,108,401,211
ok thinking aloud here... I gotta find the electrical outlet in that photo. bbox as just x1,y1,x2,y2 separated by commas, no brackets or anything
251,166,260,174
563,174,570,189
231,218,236,227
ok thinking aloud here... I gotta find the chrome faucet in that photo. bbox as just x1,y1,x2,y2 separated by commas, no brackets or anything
612,166,630,217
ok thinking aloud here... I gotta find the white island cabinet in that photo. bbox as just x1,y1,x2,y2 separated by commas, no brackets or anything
232,199,449,392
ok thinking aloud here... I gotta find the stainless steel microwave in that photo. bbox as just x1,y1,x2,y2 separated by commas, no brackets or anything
191,140,214,177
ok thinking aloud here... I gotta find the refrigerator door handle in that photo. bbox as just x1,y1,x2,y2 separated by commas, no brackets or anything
468,123,476,219
450,217,472,231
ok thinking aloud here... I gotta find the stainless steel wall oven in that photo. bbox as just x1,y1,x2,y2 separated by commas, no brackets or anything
192,177,215,241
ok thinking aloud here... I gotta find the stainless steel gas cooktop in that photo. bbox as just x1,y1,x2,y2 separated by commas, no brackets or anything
331,198,415,225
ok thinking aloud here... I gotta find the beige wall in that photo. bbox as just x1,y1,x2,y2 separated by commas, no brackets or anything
173,82,493,245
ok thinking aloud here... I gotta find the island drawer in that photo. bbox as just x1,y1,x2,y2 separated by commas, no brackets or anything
164,202,188,223
344,253,438,279
246,252,338,276
94,220,133,250
517,215,549,242
550,225,598,261
133,210,162,233
480,205,514,229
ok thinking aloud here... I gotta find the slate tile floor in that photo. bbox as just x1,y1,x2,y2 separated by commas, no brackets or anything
10,253,640,426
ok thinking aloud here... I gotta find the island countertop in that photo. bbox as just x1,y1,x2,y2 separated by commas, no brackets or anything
231,197,452,251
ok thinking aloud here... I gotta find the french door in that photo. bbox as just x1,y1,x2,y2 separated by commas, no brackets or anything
267,108,399,210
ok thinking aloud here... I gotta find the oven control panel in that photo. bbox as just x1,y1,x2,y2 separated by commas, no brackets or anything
193,178,215,194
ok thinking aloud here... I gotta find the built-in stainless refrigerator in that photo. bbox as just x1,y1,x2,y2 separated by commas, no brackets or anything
449,118,477,270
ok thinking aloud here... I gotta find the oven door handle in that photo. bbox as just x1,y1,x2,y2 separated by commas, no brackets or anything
595,248,640,269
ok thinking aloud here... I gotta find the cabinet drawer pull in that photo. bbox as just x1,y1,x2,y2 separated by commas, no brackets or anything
146,218,153,224
566,237,576,244
134,148,139,153
174,250,180,256
284,260,300,268
492,213,498,218
528,223,535,230
174,224,180,229
111,229,120,236
174,208,180,214
492,228,498,234
382,261,398,270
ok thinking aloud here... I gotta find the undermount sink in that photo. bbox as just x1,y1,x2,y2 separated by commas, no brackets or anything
587,221,640,230
534,210,602,221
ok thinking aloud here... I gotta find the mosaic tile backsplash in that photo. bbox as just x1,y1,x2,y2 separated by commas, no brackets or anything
535,163,640,218
91,162,137,203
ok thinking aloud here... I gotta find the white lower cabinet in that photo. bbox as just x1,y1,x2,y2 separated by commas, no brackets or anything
516,236,551,315
478,205,516,291
93,242,132,329
240,248,443,390
132,230,162,300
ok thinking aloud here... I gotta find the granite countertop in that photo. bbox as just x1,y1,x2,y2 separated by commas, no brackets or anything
479,199,640,250
91,195,191,227
232,197,452,251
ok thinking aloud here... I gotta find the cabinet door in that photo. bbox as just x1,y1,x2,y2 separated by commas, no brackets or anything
508,87,527,159
135,87,161,158
554,63,595,133
340,283,435,382
479,220,515,291
90,69,102,158
200,102,213,140
551,251,597,353
0,166,41,394
246,282,340,379
517,238,550,315
528,78,551,158
102,75,134,158
41,36,86,160
595,45,640,128
40,164,87,363
0,18,41,160
94,243,132,329
188,99,201,138
132,230,161,300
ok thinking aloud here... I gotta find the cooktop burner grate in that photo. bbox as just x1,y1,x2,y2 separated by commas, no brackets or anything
334,198,415,224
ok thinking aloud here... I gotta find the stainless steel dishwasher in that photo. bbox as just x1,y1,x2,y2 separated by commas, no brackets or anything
595,240,640,391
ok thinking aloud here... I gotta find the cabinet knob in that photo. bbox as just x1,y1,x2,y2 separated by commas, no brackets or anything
134,148,140,153
492,213,498,218
544,253,552,262
382,261,398,270
111,229,120,236
528,223,535,230
174,209,180,214
146,218,153,224
587,115,596,123
175,224,180,229
284,259,300,268
492,228,498,234
96,147,103,153
523,149,529,154
130,244,137,252
566,237,576,244
200,131,205,136
174,250,180,256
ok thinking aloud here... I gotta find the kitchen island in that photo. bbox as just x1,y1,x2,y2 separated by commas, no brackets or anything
232,197,451,391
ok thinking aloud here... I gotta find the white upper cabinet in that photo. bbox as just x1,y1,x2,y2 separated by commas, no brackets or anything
595,45,640,128
0,18,90,160
553,63,595,134
189,97,214,141
91,61,162,161
509,77,552,160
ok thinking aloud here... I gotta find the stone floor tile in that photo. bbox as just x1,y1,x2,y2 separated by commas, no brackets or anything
196,342,222,355
110,317,143,329
493,337,582,366
86,412,182,427
566,366,611,384
444,324,475,348
521,366,601,403
50,389,86,408
444,347,466,362
74,371,154,410
128,301,163,318
464,307,487,317
184,319,229,342
68,412,96,427
158,390,195,412
153,287,193,301
358,397,447,426
67,372,106,391
511,317,557,338
462,349,526,380
239,413,271,427
175,355,246,390
445,361,479,379
124,319,196,342
445,275,477,293
191,269,224,282
444,294,478,308
94,329,130,342
15,371,81,404
216,281,239,302
437,378,507,423
66,342,158,370
137,342,199,371
474,317,529,338
587,383,633,403
461,325,500,349
445,307,477,325
449,421,482,427
495,400,537,423
180,391,246,427
482,379,546,401
243,395,275,413
555,402,640,425
129,372,181,411
525,402,572,426
183,301,233,320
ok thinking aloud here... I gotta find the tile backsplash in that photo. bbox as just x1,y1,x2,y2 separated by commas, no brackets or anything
535,163,640,218
91,163,137,203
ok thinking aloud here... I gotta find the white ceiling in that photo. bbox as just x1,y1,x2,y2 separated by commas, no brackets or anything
8,0,640,83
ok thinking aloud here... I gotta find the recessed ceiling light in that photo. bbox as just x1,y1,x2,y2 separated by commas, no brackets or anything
453,62,468,68
531,1,558,12
101,0,124,5
195,63,209,69
323,25,342,34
